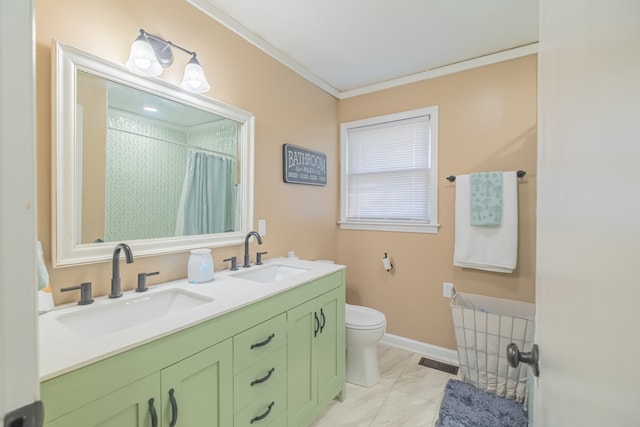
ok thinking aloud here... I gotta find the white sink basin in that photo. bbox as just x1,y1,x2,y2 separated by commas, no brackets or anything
56,289,213,337
232,264,309,283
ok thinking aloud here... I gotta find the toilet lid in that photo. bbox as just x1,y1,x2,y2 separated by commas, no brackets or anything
345,304,386,329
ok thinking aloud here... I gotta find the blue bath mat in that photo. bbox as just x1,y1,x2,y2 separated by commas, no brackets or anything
435,379,527,427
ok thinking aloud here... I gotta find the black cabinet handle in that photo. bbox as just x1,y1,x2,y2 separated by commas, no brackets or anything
169,388,178,427
314,312,320,337
319,308,326,334
250,368,275,387
250,402,274,424
148,398,158,427
250,333,275,350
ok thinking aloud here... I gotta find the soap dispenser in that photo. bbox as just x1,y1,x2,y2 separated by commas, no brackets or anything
188,249,214,283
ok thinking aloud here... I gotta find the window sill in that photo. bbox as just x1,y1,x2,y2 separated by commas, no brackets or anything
338,221,439,234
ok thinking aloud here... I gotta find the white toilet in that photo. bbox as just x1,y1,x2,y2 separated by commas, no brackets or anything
345,303,387,387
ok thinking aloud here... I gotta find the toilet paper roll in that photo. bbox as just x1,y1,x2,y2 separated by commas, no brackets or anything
382,256,392,271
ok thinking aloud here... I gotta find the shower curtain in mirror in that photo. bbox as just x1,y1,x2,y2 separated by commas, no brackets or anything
176,150,236,235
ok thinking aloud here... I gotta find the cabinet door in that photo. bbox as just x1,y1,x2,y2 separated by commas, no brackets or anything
315,288,344,404
287,298,318,427
45,374,160,427
160,339,233,427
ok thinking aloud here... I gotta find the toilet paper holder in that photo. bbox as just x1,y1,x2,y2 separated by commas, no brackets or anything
382,253,393,272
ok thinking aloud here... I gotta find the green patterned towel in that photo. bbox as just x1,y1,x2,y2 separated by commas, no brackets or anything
470,172,503,226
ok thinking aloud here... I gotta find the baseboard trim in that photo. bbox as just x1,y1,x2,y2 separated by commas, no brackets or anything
380,333,459,366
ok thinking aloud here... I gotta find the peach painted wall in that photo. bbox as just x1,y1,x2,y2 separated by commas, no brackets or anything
36,0,339,303
337,55,537,349
36,0,536,351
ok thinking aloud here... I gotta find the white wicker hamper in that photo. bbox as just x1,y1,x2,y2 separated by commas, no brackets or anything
450,292,535,402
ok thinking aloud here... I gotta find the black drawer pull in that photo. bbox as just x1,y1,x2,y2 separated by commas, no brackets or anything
168,388,178,427
250,333,275,349
250,402,274,424
250,368,275,386
148,398,158,427
314,312,320,337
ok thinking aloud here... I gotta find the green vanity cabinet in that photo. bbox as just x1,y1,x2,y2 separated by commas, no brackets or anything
287,286,345,427
44,339,232,427
41,269,345,427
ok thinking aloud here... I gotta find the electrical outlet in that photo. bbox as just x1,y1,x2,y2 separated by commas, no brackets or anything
258,219,266,236
443,282,454,298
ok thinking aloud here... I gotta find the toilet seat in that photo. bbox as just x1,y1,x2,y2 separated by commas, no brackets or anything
345,304,386,330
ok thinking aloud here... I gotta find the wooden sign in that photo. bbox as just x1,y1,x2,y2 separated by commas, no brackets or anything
282,144,327,186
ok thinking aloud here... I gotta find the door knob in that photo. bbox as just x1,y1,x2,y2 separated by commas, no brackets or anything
506,343,540,377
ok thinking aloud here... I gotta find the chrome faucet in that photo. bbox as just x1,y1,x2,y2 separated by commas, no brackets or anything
243,231,263,268
109,243,134,298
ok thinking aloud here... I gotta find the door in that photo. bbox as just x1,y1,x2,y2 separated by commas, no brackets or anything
535,1,640,426
45,375,160,427
287,288,344,426
0,0,41,425
315,288,344,404
160,339,233,427
287,298,318,427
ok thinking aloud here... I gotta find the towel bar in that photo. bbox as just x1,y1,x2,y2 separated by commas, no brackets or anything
446,170,526,182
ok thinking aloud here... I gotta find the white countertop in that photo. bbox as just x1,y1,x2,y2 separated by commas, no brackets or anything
39,258,344,381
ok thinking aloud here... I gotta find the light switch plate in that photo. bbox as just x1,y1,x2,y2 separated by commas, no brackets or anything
443,282,454,298
258,219,266,236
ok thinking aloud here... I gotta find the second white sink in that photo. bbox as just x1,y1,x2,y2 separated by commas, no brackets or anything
232,264,309,283
56,289,213,337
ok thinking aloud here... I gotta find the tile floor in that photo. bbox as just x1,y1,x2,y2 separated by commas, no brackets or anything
310,343,459,427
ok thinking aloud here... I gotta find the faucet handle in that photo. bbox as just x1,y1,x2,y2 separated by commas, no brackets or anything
223,256,238,271
136,271,159,292
61,282,94,305
256,251,268,265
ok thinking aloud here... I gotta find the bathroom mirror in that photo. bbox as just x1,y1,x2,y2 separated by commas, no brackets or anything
52,42,254,267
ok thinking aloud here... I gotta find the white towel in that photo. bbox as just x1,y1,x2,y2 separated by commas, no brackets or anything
454,171,518,273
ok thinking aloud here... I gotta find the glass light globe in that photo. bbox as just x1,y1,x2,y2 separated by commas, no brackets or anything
126,36,162,77
180,57,211,93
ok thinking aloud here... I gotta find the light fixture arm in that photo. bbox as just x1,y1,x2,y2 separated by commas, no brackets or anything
139,29,199,64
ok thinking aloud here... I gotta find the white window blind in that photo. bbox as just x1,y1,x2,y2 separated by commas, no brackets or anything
340,107,438,233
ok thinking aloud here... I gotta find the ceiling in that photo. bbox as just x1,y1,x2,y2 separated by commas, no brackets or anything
188,0,539,99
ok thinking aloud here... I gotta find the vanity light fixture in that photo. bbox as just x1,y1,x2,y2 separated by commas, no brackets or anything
126,29,211,94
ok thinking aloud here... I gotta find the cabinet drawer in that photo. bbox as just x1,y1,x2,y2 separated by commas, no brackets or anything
234,347,286,413
234,379,286,427
261,411,285,427
234,313,286,373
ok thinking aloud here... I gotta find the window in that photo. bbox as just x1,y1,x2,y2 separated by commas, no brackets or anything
339,106,438,233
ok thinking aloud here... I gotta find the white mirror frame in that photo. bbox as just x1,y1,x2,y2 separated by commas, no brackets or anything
52,41,254,267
